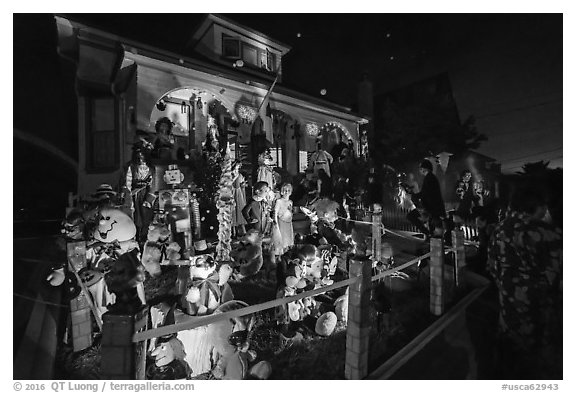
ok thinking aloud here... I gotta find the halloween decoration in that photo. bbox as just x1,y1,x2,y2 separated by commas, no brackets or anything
120,146,156,243
104,248,146,314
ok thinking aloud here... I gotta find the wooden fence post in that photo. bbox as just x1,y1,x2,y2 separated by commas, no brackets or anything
345,255,372,380
371,204,382,264
429,237,445,316
100,306,149,380
451,228,465,288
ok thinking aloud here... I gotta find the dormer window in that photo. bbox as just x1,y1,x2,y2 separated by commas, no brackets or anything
241,42,275,72
222,35,241,59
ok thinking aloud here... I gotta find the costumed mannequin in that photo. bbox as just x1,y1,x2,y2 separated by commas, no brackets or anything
231,160,248,238
153,117,175,160
309,141,334,178
120,145,156,244
241,181,272,235
256,149,276,189
273,183,294,255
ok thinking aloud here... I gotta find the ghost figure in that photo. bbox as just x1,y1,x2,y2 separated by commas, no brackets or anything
436,152,453,173
93,208,137,243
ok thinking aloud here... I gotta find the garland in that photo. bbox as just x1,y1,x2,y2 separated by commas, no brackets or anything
215,149,235,262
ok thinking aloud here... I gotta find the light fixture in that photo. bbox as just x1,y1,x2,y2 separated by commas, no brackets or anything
234,59,244,68
320,89,327,96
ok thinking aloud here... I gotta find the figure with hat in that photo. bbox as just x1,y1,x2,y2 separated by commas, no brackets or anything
120,144,157,244
411,159,446,238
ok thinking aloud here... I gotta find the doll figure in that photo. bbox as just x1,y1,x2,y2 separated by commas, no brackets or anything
309,141,334,178
256,150,275,189
241,181,272,235
231,160,248,238
273,183,294,254
153,117,175,160
120,145,157,244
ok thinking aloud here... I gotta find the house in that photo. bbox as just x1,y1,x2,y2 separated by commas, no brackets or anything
54,14,369,196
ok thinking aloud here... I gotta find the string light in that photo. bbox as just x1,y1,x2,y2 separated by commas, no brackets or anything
237,105,258,122
306,123,320,137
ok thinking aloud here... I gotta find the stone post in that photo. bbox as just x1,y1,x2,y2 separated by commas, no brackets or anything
429,237,445,316
371,204,382,264
100,306,149,380
345,255,372,380
451,228,465,289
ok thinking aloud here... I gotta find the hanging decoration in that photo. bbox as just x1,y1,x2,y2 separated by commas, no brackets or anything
436,151,453,172
237,105,258,123
306,122,320,137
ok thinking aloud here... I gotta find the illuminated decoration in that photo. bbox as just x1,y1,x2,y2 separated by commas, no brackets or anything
237,104,258,122
156,99,167,111
320,89,327,96
436,151,453,172
207,115,217,128
233,59,244,68
297,33,302,38
306,122,320,137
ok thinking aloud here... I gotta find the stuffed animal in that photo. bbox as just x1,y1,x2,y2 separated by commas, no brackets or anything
276,245,318,323
212,330,257,380
315,311,338,336
183,255,233,316
234,230,264,278
141,221,181,277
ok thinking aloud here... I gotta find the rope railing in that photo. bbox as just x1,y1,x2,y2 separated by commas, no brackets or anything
371,252,431,282
132,276,358,343
133,249,438,343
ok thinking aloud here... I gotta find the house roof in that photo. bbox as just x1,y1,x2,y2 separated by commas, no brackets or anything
57,13,366,122
188,14,292,55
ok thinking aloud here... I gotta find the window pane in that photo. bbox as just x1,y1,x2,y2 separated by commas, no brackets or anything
269,148,282,168
266,49,275,72
242,45,258,66
222,37,240,58
299,151,308,173
92,98,115,131
92,131,115,168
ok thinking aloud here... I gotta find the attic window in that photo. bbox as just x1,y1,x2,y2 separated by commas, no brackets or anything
222,36,241,59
